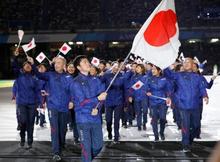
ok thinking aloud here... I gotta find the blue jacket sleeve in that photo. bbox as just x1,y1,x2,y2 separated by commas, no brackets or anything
201,76,213,89
12,80,17,100
32,65,50,81
163,68,177,80
70,81,99,109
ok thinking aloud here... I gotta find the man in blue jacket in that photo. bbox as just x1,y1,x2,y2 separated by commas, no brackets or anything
164,58,208,152
29,56,72,161
12,56,38,149
70,55,107,162
100,63,124,143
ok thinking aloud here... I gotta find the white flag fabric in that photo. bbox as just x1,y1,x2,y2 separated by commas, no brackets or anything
36,52,46,63
130,0,181,69
22,38,36,52
136,58,143,64
59,43,71,55
91,57,100,67
18,30,24,41
179,52,185,61
132,80,144,90
213,65,218,76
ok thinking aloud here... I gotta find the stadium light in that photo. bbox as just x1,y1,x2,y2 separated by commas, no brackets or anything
76,41,83,45
112,42,119,45
188,40,196,43
210,38,219,43
68,41,74,45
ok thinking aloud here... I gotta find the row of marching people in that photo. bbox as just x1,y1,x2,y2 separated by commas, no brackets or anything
11,53,216,161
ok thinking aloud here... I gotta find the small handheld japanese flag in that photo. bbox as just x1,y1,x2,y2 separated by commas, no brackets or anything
18,30,24,41
59,43,71,55
91,57,100,67
132,80,144,90
36,52,46,63
22,38,36,52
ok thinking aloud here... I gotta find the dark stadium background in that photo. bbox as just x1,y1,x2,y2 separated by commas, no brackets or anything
0,0,219,79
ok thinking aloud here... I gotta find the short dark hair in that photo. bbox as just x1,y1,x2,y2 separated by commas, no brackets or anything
136,64,146,74
100,60,106,66
22,61,31,67
73,55,87,69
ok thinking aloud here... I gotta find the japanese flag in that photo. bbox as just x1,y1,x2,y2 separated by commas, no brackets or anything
36,52,46,63
59,43,71,55
132,80,144,90
22,38,36,52
18,30,24,41
130,0,181,69
91,57,100,67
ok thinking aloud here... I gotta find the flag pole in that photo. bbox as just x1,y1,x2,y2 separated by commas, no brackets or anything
56,51,61,57
24,51,29,58
16,40,22,52
150,95,167,101
94,52,132,110
45,56,52,63
105,52,131,93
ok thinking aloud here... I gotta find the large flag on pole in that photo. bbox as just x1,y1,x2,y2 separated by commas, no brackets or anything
130,0,181,69
22,38,36,52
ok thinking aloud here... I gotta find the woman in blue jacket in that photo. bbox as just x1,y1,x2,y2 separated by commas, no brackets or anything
128,64,149,131
146,65,171,141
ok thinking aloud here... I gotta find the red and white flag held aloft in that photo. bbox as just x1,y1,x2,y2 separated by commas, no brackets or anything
59,43,71,55
132,80,144,90
22,38,36,52
36,52,46,63
91,57,100,67
130,0,181,69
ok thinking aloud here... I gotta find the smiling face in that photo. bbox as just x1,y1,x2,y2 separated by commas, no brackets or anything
112,63,119,74
67,63,75,74
89,66,98,76
54,57,66,73
152,65,161,77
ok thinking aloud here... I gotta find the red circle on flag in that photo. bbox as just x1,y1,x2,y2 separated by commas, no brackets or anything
135,84,140,88
39,56,43,59
94,60,97,63
28,43,32,48
62,46,67,51
144,10,177,47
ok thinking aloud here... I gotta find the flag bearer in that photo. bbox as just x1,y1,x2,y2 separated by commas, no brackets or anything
70,55,107,162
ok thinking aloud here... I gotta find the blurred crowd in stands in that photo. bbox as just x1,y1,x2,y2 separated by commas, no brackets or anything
0,0,220,32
